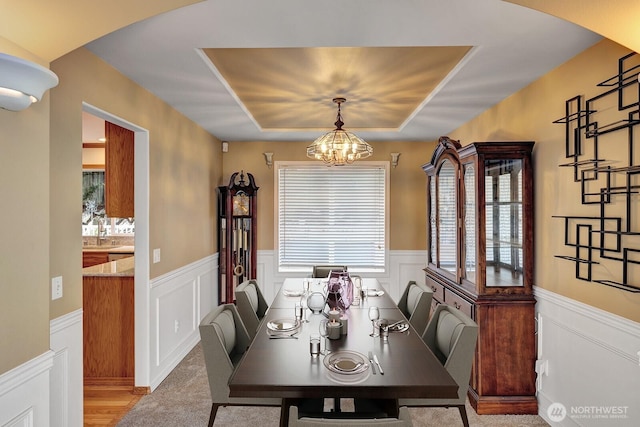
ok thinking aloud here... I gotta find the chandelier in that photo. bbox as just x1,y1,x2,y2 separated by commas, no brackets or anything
306,97,373,166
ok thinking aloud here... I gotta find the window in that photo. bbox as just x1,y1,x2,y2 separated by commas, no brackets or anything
277,162,387,273
82,171,135,236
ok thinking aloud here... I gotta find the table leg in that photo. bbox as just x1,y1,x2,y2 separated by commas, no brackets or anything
280,399,291,427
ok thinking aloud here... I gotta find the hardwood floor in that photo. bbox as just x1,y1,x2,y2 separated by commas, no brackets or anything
84,385,142,426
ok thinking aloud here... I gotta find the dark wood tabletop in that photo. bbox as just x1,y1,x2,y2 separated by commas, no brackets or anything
228,278,458,404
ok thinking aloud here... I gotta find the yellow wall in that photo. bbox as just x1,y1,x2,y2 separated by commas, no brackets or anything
0,40,51,374
449,38,640,322
48,47,222,319
221,140,436,251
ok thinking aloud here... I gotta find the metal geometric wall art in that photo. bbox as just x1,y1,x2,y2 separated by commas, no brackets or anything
552,52,640,292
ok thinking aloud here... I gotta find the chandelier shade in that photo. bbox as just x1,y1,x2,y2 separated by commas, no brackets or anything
306,97,373,166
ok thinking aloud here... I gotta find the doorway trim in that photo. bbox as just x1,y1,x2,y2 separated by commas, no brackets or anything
82,102,150,387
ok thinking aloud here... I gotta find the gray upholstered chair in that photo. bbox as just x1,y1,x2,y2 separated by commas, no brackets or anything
311,265,348,278
288,405,413,427
235,279,269,340
199,304,281,427
397,281,434,337
398,304,478,427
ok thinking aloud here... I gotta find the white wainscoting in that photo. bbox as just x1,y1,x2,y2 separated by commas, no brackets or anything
148,254,217,390
49,309,83,427
535,287,640,426
0,350,53,427
255,250,427,304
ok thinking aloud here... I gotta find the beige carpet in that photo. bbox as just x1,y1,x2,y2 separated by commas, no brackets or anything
117,343,548,426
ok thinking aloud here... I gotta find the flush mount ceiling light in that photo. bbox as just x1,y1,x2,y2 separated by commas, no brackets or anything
307,97,373,166
0,53,59,112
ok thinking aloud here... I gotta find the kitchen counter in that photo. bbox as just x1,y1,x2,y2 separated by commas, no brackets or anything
82,245,135,253
82,255,134,276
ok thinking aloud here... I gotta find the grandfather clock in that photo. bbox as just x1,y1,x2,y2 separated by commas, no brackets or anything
218,171,258,304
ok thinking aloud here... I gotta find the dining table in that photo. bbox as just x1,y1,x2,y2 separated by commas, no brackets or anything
228,277,458,426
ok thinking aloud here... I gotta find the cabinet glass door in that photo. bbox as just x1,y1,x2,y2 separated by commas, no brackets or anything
437,160,457,275
463,164,476,282
429,177,437,265
484,159,524,287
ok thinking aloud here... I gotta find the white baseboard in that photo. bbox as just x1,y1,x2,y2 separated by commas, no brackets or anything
49,309,83,427
0,350,53,427
534,287,640,426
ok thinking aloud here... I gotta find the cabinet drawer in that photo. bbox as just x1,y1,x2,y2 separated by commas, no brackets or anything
444,288,474,319
426,276,445,302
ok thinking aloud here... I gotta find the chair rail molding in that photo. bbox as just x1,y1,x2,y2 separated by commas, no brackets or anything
534,286,640,426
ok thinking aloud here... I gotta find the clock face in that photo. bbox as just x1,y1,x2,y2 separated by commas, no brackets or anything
233,192,250,216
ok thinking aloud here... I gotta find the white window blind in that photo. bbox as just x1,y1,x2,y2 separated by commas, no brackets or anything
277,164,387,272
438,162,457,271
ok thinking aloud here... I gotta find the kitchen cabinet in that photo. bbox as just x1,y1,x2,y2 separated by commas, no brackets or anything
105,121,134,218
83,247,134,267
423,136,537,415
83,274,134,385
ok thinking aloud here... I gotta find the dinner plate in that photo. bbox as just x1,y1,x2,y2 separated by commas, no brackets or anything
267,318,299,332
282,289,304,297
323,350,369,375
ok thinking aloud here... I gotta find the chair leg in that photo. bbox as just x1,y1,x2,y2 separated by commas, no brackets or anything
208,403,220,427
280,398,293,427
457,404,470,427
333,397,341,412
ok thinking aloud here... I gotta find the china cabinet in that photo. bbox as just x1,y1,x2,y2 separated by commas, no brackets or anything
423,136,537,414
218,171,258,304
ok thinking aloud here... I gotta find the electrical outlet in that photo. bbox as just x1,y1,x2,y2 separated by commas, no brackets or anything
153,248,161,263
174,320,180,333
52,276,63,300
535,359,548,376
535,359,548,392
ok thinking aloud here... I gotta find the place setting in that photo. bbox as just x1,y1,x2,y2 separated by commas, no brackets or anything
266,317,301,339
322,350,371,384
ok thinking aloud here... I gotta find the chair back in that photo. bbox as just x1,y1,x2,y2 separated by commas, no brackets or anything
235,279,269,339
423,304,478,403
312,265,348,278
397,281,433,336
288,406,413,427
199,304,251,402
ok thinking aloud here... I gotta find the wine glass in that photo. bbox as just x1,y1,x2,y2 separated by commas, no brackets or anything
319,319,330,354
368,306,380,337
299,294,309,323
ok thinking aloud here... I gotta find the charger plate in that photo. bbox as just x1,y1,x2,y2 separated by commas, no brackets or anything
267,318,299,332
323,350,371,384
323,350,369,375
